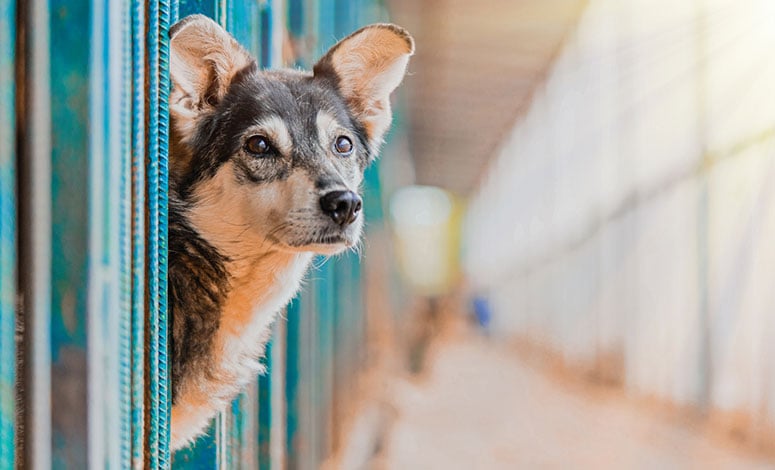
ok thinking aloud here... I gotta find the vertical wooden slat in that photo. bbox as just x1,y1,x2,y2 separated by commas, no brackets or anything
48,0,92,465
259,1,272,68
284,298,302,470
269,321,287,470
315,260,335,462
258,336,275,470
0,0,16,467
18,0,54,466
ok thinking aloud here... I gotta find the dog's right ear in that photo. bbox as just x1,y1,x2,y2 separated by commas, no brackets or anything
169,14,254,140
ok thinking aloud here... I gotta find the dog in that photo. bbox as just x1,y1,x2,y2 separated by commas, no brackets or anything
167,14,413,449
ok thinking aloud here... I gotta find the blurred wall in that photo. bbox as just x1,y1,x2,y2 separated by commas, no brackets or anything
464,0,775,433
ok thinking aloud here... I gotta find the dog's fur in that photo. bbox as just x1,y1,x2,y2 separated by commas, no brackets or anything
167,15,413,448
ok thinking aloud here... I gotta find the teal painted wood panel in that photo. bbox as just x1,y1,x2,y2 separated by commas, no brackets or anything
0,0,16,468
257,336,274,470
178,0,223,23
283,297,302,469
259,1,274,68
225,0,260,56
314,260,336,463
172,422,219,467
48,0,93,465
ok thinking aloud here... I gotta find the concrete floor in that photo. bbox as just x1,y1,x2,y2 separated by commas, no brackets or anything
377,329,775,470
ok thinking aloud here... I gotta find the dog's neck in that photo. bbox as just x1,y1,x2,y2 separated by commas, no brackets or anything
209,247,312,339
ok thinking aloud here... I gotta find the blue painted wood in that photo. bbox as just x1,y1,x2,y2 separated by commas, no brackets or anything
0,0,15,468
257,338,273,470
286,260,339,469
314,259,336,463
172,421,219,466
287,0,305,45
259,1,273,67
284,297,302,470
334,256,358,397
145,0,172,466
48,0,93,466
178,0,221,23
225,0,260,56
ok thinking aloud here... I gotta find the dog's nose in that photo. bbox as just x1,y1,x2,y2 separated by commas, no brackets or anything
319,190,362,227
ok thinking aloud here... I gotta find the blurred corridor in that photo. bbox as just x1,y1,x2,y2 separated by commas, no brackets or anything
379,325,774,469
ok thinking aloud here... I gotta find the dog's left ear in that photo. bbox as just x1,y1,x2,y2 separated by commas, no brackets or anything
169,14,254,140
314,24,414,150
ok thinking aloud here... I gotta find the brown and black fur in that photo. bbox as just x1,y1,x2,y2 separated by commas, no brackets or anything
168,195,228,392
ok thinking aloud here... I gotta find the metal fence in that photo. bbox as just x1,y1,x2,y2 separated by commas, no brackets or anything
0,0,390,467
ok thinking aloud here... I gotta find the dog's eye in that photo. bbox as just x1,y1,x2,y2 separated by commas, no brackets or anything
245,135,272,156
333,136,353,156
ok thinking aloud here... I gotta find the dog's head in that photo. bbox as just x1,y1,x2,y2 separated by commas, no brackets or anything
169,15,413,255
